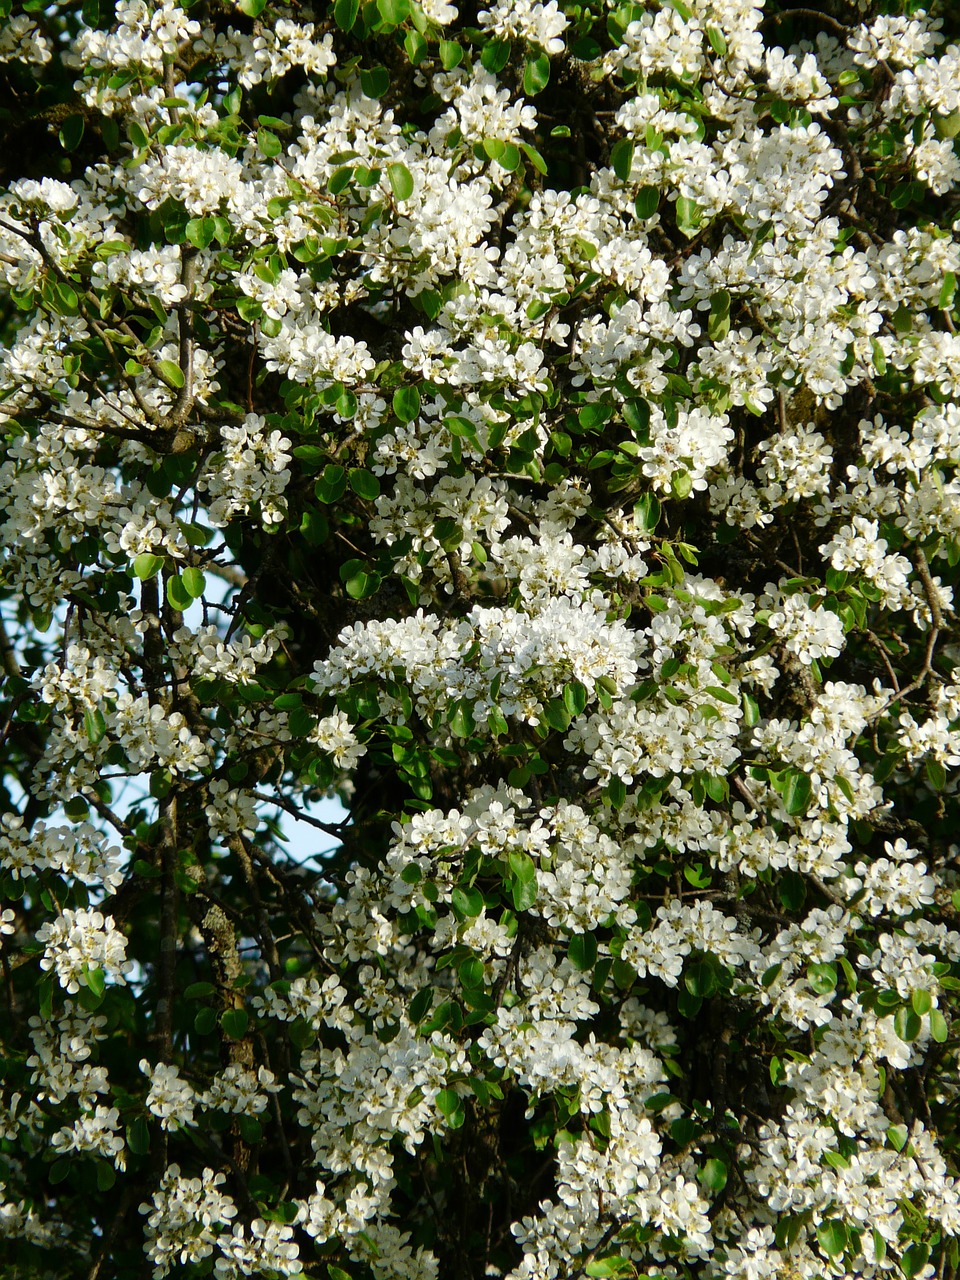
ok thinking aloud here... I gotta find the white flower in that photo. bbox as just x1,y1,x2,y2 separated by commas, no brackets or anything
36,909,132,994
309,710,367,771
478,0,568,54
141,1060,200,1130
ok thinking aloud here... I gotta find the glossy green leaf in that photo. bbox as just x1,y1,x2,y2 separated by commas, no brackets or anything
334,0,359,29
257,128,282,158
360,66,390,99
221,1008,249,1039
675,195,702,237
481,40,511,73
387,162,414,201
377,0,410,24
166,573,193,612
157,360,185,389
439,39,463,69
634,185,659,219
699,1158,728,1192
349,468,381,500
610,138,634,182
84,966,105,998
393,385,421,422
523,53,550,95
568,932,597,972
181,566,206,599
59,115,85,152
133,553,164,580
816,1220,847,1257
782,770,812,816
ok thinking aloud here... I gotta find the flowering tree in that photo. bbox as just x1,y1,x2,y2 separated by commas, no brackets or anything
3,0,960,1276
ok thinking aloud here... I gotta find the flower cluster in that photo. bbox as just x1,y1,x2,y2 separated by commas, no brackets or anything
2,0,960,1278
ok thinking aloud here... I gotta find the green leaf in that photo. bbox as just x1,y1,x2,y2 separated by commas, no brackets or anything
500,142,522,172
520,142,548,174
523,53,550,95
181,566,206,599
481,40,511,73
334,0,359,29
360,66,390,99
894,1006,922,1042
671,469,693,499
409,987,433,1022
127,1116,151,1155
684,956,719,998
510,874,538,912
610,138,634,182
706,24,727,55
584,1260,629,1278
926,758,947,791
506,844,537,885
543,698,571,732
377,0,410,25
782,770,812,816
808,963,837,995
133,553,164,580
708,289,731,341
563,681,588,717
337,389,358,418
184,982,216,998
699,1158,728,1193
316,464,347,503
84,707,107,745
439,39,463,70
436,1088,463,1121
902,1244,931,1278
387,162,414,201
634,185,659,219
186,217,216,250
344,568,381,600
445,415,479,444
930,1008,949,1042
911,988,933,1016
578,403,612,430
634,492,661,532
221,1008,249,1039
393,385,421,422
59,115,85,152
257,128,282,158
84,966,106,998
237,1114,262,1144
816,1220,848,1257
404,28,427,63
568,932,597,972
349,469,381,501
449,701,475,738
887,1123,908,1151
675,195,702,237
194,1006,217,1034
158,360,185,390
451,886,484,918
166,574,193,612
329,166,353,195
238,0,266,14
